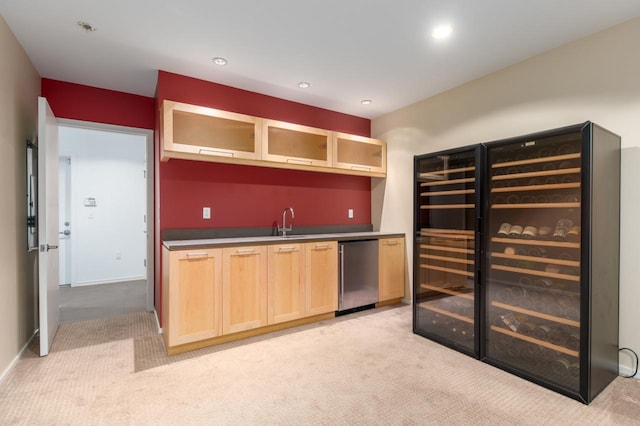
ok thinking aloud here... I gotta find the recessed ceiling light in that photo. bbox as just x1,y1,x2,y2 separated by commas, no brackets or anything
298,82,310,89
361,99,372,105
212,57,228,66
431,25,453,40
77,21,96,32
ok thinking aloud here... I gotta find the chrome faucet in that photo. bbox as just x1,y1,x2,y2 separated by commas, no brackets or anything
278,207,295,237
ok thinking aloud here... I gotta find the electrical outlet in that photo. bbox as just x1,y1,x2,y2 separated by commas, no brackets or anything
348,208,354,219
115,252,121,260
203,207,211,219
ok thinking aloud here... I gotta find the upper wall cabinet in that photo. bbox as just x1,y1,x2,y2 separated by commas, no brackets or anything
160,99,386,177
262,119,332,168
332,132,386,176
161,100,262,162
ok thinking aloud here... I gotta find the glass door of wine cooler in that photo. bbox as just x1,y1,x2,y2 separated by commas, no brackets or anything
484,131,583,393
414,146,480,357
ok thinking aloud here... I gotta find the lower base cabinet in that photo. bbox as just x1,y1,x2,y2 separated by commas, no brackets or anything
162,247,222,348
378,237,405,302
304,241,338,316
267,243,305,325
163,236,401,354
222,245,268,334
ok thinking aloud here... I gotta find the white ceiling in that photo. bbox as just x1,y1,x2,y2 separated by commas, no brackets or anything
2,1,640,119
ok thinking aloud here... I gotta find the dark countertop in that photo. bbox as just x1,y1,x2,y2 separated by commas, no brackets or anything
162,231,405,250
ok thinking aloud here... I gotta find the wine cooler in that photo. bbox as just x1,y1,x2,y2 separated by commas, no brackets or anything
413,122,620,404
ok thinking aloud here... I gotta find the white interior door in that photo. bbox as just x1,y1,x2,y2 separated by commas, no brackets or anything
38,96,60,356
58,157,72,285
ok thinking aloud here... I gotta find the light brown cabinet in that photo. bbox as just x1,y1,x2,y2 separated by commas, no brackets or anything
161,100,262,162
304,241,338,316
162,247,222,347
333,132,386,176
222,245,268,334
262,119,332,167
267,243,305,325
161,99,386,176
378,237,405,302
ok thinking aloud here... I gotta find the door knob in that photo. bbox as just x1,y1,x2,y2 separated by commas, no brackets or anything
58,230,71,236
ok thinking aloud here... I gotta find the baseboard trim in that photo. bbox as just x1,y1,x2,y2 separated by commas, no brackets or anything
0,330,38,385
72,276,146,287
619,365,639,379
154,309,163,335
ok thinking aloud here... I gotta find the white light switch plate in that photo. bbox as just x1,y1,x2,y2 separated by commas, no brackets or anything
348,208,354,219
203,207,211,219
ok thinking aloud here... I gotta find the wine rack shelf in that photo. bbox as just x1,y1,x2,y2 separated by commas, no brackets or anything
492,182,580,193
491,301,580,328
490,252,580,268
492,202,580,209
490,325,579,358
491,237,580,249
420,204,475,209
421,189,475,196
491,264,580,282
420,244,474,255
421,264,474,277
420,254,473,265
421,284,474,300
492,167,581,181
419,302,474,324
492,153,581,169
419,165,475,177
420,177,474,187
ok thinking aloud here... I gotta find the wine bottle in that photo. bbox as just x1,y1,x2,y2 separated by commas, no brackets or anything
497,222,512,236
535,194,548,203
552,219,573,240
537,226,553,239
556,144,575,155
509,225,524,237
521,226,538,239
532,324,551,340
565,331,580,351
551,357,572,379
544,176,558,185
567,226,580,242
526,247,548,258
518,276,533,287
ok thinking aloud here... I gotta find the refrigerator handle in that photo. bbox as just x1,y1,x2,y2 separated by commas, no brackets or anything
339,244,344,310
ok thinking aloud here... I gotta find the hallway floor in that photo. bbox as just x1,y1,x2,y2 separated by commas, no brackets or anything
59,280,147,323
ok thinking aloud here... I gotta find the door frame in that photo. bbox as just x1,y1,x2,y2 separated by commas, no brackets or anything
58,119,155,311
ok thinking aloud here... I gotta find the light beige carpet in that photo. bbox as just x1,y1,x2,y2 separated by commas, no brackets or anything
1,305,639,425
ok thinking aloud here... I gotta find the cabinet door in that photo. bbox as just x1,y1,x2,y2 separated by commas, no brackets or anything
485,131,583,393
262,119,332,167
378,237,405,301
222,246,268,334
267,243,305,324
332,132,386,177
414,146,479,357
162,100,262,161
167,248,222,346
304,241,338,316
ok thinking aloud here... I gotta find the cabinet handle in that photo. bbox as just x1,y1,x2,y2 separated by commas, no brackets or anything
199,148,234,158
235,248,256,254
186,252,208,258
384,240,398,245
278,246,296,252
314,244,331,249
286,158,313,165
351,165,371,171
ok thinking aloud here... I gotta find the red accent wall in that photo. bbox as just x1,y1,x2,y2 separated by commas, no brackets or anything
41,78,155,129
161,160,371,229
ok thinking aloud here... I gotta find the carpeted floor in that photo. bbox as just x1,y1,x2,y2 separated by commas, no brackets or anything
1,304,639,425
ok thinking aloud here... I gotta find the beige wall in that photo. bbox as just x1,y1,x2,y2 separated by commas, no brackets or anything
0,15,41,378
372,17,640,376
